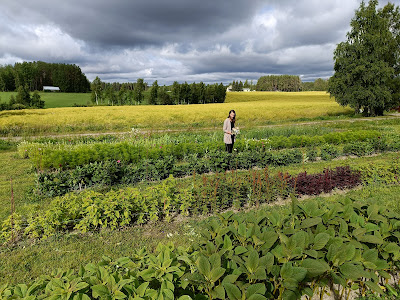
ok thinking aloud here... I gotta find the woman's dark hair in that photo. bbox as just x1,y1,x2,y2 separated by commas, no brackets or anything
228,110,236,122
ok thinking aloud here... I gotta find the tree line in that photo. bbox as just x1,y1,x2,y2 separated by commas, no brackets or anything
229,80,256,91
301,78,329,91
256,75,302,92
91,77,226,105
0,61,90,92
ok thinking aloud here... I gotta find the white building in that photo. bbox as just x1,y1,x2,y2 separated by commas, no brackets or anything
43,86,60,92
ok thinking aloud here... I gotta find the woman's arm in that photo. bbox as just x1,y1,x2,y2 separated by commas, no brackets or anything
223,119,231,134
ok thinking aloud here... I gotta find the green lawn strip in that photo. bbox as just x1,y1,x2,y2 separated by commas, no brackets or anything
0,92,91,108
0,183,399,288
0,151,34,221
41,92,91,108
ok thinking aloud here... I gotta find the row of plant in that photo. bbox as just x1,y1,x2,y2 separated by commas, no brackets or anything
32,138,400,198
14,124,348,147
18,129,385,169
1,197,400,299
32,149,304,197
2,166,363,242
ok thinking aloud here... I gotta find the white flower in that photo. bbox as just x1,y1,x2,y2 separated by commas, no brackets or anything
232,127,240,135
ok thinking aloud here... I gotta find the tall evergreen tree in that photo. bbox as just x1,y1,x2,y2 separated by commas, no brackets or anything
118,84,128,105
159,85,172,105
15,85,31,106
171,81,180,104
149,80,159,105
134,78,145,105
31,90,45,108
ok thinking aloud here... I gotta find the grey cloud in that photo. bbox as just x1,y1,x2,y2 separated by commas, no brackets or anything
6,0,264,48
2,0,400,84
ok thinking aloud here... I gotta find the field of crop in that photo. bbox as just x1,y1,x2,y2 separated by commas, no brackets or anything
0,91,354,136
1,93,400,299
225,91,330,103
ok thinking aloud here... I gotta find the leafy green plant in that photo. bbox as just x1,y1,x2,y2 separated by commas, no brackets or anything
320,144,340,160
2,198,400,299
343,142,374,156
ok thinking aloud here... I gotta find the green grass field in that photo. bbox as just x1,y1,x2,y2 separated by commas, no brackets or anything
0,90,153,108
0,91,91,108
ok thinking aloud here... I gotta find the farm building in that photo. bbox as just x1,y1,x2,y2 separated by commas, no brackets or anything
226,85,251,92
43,86,60,92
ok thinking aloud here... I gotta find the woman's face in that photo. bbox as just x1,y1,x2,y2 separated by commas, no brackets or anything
229,112,235,119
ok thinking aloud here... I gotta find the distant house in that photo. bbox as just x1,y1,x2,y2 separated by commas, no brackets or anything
43,86,60,92
226,85,251,92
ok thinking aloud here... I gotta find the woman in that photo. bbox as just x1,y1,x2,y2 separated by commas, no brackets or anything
223,109,236,153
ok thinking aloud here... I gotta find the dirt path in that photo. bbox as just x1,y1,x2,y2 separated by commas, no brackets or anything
1,113,399,141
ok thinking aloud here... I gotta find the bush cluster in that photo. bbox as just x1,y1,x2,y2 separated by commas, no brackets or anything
290,166,361,196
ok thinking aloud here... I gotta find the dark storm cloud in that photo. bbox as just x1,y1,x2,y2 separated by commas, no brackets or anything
9,0,264,48
2,0,400,84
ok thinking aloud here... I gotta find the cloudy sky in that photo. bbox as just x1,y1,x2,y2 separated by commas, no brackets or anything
1,0,399,85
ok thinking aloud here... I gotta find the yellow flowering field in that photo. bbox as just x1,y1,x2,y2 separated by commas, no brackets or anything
225,91,331,103
0,92,352,136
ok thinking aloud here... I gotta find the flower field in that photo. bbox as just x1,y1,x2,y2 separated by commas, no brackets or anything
0,95,400,299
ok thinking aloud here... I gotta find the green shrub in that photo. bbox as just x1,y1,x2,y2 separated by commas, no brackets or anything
343,142,374,156
305,148,318,161
320,144,340,160
356,160,400,185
